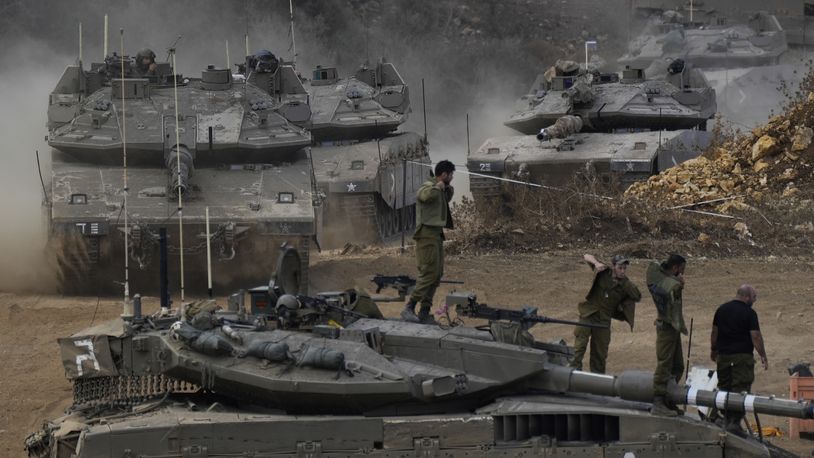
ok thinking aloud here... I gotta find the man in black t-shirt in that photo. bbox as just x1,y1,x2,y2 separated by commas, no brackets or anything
710,284,768,433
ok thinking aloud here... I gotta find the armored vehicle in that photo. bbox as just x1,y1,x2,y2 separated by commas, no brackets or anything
240,52,430,244
505,62,716,135
25,257,812,457
469,125,711,201
619,10,787,70
47,50,314,294
303,60,431,244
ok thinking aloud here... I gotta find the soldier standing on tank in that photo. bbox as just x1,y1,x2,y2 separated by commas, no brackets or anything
710,284,768,434
401,160,455,324
135,48,158,76
569,254,641,374
646,254,688,417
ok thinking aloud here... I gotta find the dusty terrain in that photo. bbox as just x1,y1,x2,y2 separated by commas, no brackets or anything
2,249,813,457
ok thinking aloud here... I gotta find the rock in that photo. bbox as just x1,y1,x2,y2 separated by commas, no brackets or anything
776,311,782,320
751,135,780,162
697,232,710,243
782,186,800,198
511,228,525,235
734,222,751,239
794,221,814,233
791,126,812,151
753,160,770,173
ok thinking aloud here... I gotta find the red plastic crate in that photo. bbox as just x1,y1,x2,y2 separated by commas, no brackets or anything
789,375,814,439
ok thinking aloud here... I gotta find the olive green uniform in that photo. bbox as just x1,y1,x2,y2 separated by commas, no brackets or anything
646,262,688,397
409,179,453,309
570,268,641,374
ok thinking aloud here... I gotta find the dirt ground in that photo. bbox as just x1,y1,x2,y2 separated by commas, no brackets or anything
2,249,814,457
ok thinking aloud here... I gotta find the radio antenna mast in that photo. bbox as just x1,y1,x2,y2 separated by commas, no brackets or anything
289,0,297,65
171,50,186,303
119,28,131,314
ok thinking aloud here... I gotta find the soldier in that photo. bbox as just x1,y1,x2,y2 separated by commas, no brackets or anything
401,160,455,324
135,48,157,76
569,254,641,374
710,284,768,434
646,254,687,417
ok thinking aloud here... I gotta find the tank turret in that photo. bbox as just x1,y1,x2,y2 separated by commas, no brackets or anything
619,11,788,70
25,277,811,457
504,62,717,135
45,48,314,294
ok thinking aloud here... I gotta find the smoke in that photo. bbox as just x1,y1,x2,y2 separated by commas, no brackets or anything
0,39,69,291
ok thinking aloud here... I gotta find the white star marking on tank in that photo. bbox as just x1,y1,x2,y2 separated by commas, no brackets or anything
347,182,357,192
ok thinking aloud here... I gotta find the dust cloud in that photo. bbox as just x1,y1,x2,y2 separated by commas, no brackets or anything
0,40,69,292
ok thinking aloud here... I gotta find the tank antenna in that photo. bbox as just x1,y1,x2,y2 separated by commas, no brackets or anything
103,14,108,58
171,49,186,304
225,40,230,73
466,113,471,156
245,34,250,59
78,22,83,66
205,206,213,299
288,0,297,65
120,28,132,315
421,78,428,144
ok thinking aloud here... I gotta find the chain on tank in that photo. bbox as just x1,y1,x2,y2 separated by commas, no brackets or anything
72,375,200,407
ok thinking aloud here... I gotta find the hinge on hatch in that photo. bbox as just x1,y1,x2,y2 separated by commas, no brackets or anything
297,441,322,458
649,432,677,452
413,437,440,458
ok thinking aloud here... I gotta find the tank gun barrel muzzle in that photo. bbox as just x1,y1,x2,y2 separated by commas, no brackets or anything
534,366,814,420
165,144,195,197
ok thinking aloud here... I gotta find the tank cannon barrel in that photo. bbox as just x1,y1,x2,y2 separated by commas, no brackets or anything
164,144,195,197
535,366,814,420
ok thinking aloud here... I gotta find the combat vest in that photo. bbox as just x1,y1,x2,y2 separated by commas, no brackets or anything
645,262,688,335
415,179,454,231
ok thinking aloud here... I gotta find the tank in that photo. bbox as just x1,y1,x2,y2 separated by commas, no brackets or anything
302,60,431,244
46,50,315,294
618,10,788,70
25,257,812,457
505,62,717,135
468,127,712,201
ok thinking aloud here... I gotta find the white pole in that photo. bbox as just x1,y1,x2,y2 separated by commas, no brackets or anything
78,22,83,65
584,41,588,70
245,34,250,58
206,206,213,298
120,28,131,316
289,0,297,65
172,51,185,303
225,40,230,72
103,14,108,58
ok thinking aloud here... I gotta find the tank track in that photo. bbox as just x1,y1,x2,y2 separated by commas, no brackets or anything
72,375,200,408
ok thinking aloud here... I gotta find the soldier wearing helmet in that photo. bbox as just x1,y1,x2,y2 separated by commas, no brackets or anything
135,48,158,76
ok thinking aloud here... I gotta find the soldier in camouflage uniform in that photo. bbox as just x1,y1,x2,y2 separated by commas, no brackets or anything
710,284,768,434
646,254,687,417
401,160,455,324
569,254,641,374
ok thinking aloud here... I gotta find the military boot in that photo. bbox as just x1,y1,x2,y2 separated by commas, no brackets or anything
651,396,679,417
400,300,419,323
417,306,437,325
666,398,685,416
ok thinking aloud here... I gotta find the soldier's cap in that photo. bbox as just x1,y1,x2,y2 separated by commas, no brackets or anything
611,255,630,266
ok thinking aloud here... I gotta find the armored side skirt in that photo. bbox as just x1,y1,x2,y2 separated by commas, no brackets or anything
43,395,779,458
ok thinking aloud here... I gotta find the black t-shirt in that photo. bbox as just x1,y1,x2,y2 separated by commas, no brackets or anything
713,299,760,355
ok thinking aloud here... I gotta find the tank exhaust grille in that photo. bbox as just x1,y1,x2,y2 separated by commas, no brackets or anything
494,413,620,443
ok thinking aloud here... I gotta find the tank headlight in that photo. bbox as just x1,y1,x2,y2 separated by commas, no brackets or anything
277,192,294,203
70,193,88,205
